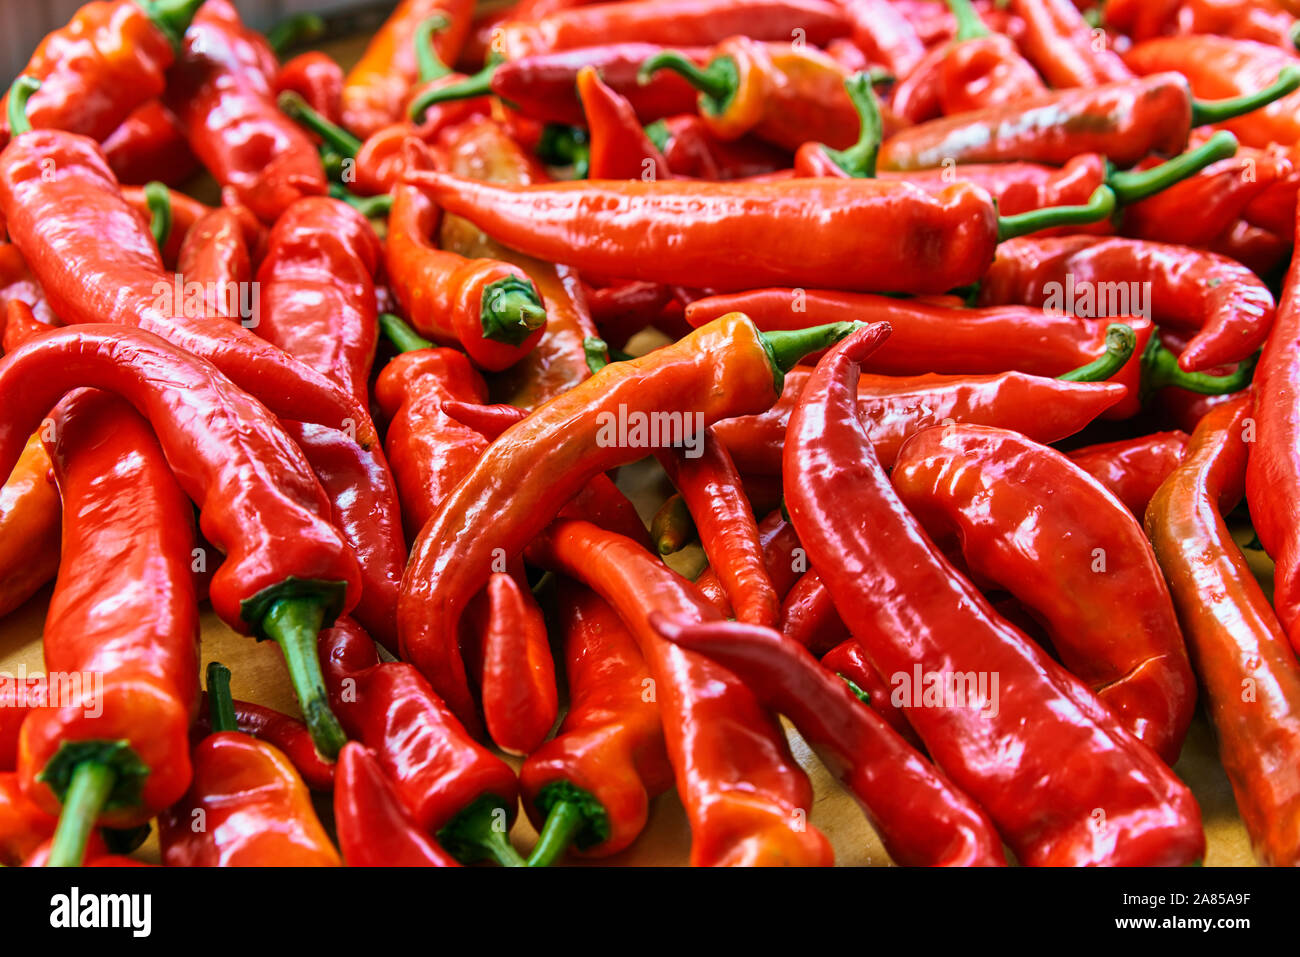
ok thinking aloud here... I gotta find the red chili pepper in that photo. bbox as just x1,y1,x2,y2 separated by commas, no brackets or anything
192,694,334,792
689,508,800,620
333,742,461,867
275,52,345,128
319,618,525,866
653,614,1006,866
1148,395,1300,865
1010,0,1132,87
979,235,1275,373
820,639,922,748
1108,0,1298,48
163,0,327,223
100,101,198,187
1066,432,1190,517
0,771,61,866
650,113,792,180
480,573,559,755
0,243,56,333
0,425,59,621
530,519,833,866
121,182,214,271
176,206,258,321
784,324,1205,865
585,280,676,348
0,325,359,757
577,66,672,180
1213,219,1291,276
841,0,927,77
16,391,198,867
160,663,340,867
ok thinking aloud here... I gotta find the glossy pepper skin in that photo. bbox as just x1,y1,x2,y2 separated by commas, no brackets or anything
275,52,345,127
654,615,1006,867
100,101,198,187
1147,396,1300,866
981,235,1275,374
403,172,1004,295
1010,0,1132,88
388,140,547,372
1067,432,1190,517
334,743,461,867
192,695,334,792
577,67,672,181
784,325,1205,866
0,432,60,618
820,639,922,748
520,578,673,859
842,0,926,77
19,391,198,838
164,0,327,223
0,772,59,866
121,183,214,270
1107,0,1297,48
176,206,258,320
892,425,1197,764
398,313,833,732
530,519,833,867
480,573,559,756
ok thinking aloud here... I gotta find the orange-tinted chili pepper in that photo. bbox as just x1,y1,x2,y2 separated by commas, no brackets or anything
691,509,804,619
17,391,198,866
1147,395,1300,865
1067,431,1190,517
578,66,672,181
160,663,340,867
0,431,59,619
333,742,461,867
784,324,1205,866
1108,0,1297,48
480,573,559,756
100,100,198,187
176,206,257,321
120,183,214,271
192,694,334,792
1010,0,1132,88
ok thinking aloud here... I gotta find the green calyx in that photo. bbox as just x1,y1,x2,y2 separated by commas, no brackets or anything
136,0,206,52
439,795,526,867
414,14,452,83
280,91,362,158
1106,131,1238,206
380,312,434,353
818,72,883,178
759,321,864,394
265,12,326,55
946,0,989,41
40,740,150,868
837,673,871,705
526,782,611,866
481,275,547,346
240,580,348,760
143,181,172,250
206,661,237,734
639,51,739,118
1190,65,1300,127
409,63,496,121
997,185,1116,242
1058,323,1137,382
6,76,40,137
1141,337,1258,402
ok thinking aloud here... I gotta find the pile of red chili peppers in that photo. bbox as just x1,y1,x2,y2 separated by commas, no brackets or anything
5,0,1300,869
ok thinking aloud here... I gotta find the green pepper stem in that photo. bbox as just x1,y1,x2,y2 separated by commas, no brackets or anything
1057,323,1136,382
6,76,40,137
638,52,738,115
279,91,362,157
584,335,610,373
837,673,871,705
260,595,346,760
266,12,326,55
481,276,547,345
326,184,393,218
438,797,526,867
409,64,496,120
46,763,115,867
141,0,206,49
525,801,587,867
380,312,433,352
414,14,452,83
946,0,989,41
761,321,863,375
819,72,883,178
997,184,1116,242
206,661,238,734
1190,66,1300,126
143,181,172,250
1142,337,1257,397
1107,131,1238,206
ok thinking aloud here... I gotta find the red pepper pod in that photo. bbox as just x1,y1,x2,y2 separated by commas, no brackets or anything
1067,432,1190,517
480,573,559,756
578,66,673,181
652,615,1006,866
176,207,257,321
842,0,926,77
193,695,334,792
334,743,461,867
1010,0,1133,88
275,52,345,128
0,243,57,332
0,426,60,619
0,771,59,866
820,639,922,748
100,101,199,187
121,183,215,271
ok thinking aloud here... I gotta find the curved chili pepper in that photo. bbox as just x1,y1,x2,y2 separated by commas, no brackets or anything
819,638,922,748
1108,0,1297,47
784,324,1205,866
176,206,257,321
653,614,1005,866
1148,395,1300,865
578,67,672,180
691,509,804,618
17,391,198,867
842,0,926,77
100,100,198,187
1066,432,1190,517
192,694,334,792
892,424,1197,764
980,235,1275,374
388,140,547,371
0,431,59,619
521,578,672,863
1011,0,1132,87
160,663,340,867
878,68,1297,170
402,169,1118,294
0,325,358,757
0,0,202,142
481,573,559,756
319,619,525,866
164,0,327,223
275,52,344,128
399,313,853,732
530,519,833,866
334,742,461,867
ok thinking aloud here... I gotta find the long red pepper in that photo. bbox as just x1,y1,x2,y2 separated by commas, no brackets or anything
1067,432,1191,517
820,638,922,747
19,391,199,867
653,615,1006,866
480,573,559,756
0,325,359,757
1010,0,1133,87
275,52,344,128
841,0,926,77
577,67,672,181
784,324,1205,865
176,206,258,320
0,431,60,619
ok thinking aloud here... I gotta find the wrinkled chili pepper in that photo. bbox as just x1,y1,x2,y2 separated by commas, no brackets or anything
1067,431,1190,517
1010,0,1132,88
192,694,334,792
17,391,199,867
100,100,198,187
653,614,1006,866
0,431,60,619
160,662,340,867
784,324,1205,866
0,325,359,757
1147,395,1300,866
